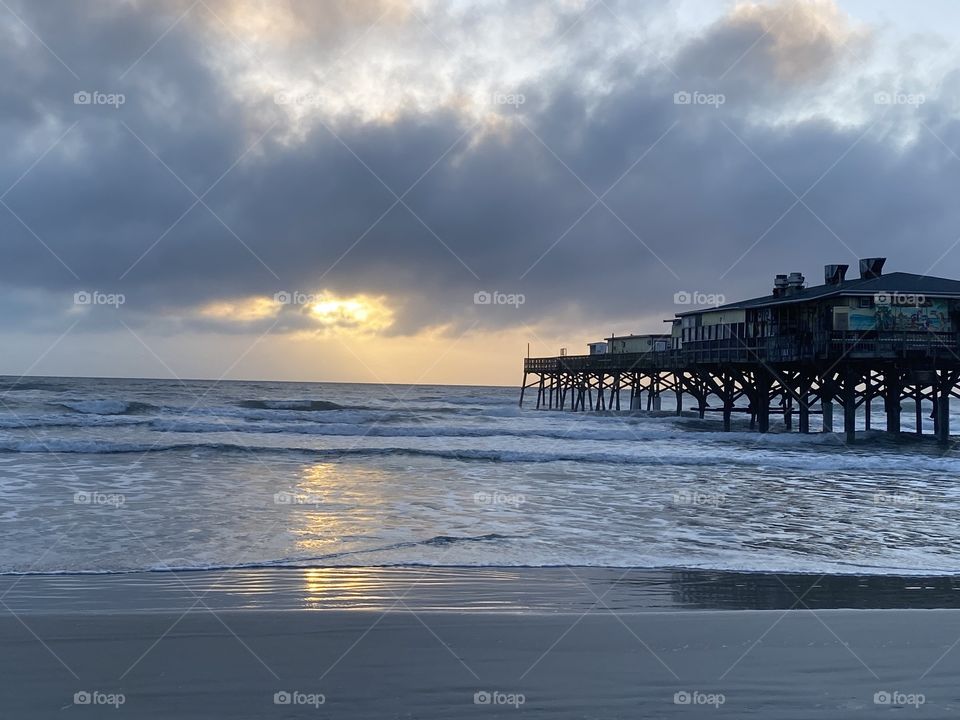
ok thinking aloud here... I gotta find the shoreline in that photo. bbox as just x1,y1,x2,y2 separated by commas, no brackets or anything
5,566,960,615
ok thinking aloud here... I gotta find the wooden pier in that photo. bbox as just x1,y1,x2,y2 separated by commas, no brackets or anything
520,260,960,443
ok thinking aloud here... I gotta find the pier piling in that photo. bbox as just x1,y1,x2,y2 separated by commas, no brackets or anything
521,356,955,444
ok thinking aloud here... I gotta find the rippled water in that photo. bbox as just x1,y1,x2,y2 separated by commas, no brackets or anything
2,375,960,575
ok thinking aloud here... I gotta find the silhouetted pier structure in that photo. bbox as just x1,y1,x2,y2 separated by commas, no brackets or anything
520,259,960,443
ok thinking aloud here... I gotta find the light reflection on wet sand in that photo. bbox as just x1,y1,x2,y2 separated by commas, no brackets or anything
4,567,960,616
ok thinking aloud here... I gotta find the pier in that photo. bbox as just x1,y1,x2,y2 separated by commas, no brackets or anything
520,259,960,443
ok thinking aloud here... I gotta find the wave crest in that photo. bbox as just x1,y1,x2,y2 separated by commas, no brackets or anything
235,399,344,411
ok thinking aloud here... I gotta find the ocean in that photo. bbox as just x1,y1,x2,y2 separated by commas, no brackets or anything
2,375,959,576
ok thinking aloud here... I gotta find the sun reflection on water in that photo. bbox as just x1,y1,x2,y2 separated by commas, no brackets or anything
285,462,385,557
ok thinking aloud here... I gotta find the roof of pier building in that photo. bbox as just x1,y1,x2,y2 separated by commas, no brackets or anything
676,262,960,319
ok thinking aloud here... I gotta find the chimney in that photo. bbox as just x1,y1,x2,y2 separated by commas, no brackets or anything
824,264,849,285
773,274,788,297
784,272,805,295
859,257,886,279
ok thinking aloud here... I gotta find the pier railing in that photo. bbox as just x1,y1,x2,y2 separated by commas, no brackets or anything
524,331,960,372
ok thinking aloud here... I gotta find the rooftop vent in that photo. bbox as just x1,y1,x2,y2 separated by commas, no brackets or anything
859,257,886,280
784,272,805,296
824,264,849,285
772,274,789,297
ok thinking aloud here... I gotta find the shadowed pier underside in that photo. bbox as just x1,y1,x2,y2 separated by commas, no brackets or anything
521,350,960,444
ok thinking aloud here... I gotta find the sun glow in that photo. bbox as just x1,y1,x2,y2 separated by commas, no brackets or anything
196,292,394,334
307,294,393,332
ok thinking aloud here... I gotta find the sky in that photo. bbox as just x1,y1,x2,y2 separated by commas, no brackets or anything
2,0,960,385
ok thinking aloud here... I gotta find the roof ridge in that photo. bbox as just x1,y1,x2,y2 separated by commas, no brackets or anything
675,270,960,316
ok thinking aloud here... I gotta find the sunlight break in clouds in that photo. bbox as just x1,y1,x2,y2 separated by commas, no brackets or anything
198,292,395,334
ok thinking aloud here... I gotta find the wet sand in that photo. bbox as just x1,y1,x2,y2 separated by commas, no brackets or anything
3,568,960,718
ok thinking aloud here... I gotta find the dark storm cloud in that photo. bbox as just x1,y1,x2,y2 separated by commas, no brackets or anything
1,0,959,338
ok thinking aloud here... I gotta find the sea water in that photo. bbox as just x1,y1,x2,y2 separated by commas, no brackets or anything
1,376,959,575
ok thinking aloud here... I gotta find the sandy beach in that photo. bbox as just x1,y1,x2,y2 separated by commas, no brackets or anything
3,568,960,718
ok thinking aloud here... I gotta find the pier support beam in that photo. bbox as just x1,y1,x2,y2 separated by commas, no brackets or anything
720,375,735,431
885,373,901,435
798,379,811,434
756,372,770,433
937,395,950,444
821,398,833,433
936,374,953,444
932,386,940,437
843,369,857,444
915,388,923,435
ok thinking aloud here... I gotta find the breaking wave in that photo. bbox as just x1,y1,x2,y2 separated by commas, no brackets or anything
1,437,959,472
235,399,345,411
57,400,156,415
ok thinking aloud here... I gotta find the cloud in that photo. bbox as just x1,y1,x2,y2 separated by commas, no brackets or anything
1,0,959,360
726,0,867,83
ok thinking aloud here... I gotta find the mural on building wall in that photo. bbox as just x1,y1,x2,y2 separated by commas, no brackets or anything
848,311,877,331
875,300,951,332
